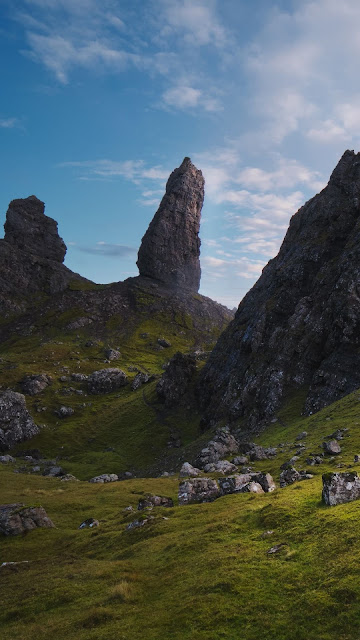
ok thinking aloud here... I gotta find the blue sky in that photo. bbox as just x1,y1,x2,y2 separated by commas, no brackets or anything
1,0,360,308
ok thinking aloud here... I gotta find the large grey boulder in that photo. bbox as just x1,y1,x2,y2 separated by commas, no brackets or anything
218,472,276,495
280,466,313,488
0,390,39,450
179,462,201,477
137,157,204,292
196,427,239,469
0,503,54,536
322,472,360,506
178,478,220,505
203,460,238,474
87,369,127,394
323,439,342,454
89,473,118,483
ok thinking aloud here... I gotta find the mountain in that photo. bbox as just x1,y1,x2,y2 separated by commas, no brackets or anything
199,150,360,430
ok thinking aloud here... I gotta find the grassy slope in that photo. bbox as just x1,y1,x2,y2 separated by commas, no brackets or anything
2,391,360,639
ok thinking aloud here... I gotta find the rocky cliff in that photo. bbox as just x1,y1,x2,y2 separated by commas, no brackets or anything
199,150,360,429
0,196,87,313
137,157,204,292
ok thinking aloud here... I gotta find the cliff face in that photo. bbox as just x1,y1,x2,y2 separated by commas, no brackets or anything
199,150,360,429
137,157,204,292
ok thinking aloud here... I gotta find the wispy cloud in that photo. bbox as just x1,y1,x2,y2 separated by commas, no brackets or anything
0,117,21,129
59,159,170,184
77,242,136,257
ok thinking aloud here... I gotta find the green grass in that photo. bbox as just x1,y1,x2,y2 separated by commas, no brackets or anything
2,389,360,638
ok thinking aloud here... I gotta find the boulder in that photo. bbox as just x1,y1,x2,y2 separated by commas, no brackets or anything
322,471,360,506
71,373,88,382
87,369,127,394
0,390,39,451
280,466,313,488
296,431,308,441
105,348,121,361
157,338,171,348
156,352,196,407
55,406,74,418
179,462,201,477
178,478,220,505
89,473,118,483
0,503,54,536
241,482,264,494
42,466,64,477
60,474,78,482
0,455,15,464
79,518,99,529
323,439,342,454
232,455,249,466
218,474,253,495
137,494,174,510
203,460,238,474
21,374,52,396
196,428,239,469
131,372,151,391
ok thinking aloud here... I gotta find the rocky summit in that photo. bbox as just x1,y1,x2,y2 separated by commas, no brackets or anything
199,150,360,429
137,157,204,292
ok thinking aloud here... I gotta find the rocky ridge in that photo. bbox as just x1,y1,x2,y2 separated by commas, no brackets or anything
199,150,360,429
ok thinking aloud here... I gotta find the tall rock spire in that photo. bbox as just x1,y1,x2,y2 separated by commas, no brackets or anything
199,150,360,428
137,157,204,292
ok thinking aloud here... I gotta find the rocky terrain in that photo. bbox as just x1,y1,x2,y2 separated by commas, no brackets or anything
199,150,360,430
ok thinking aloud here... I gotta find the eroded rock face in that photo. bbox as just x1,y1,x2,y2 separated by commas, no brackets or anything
156,352,196,407
322,472,360,505
199,150,360,427
4,196,66,262
0,391,39,450
137,157,204,291
0,503,54,536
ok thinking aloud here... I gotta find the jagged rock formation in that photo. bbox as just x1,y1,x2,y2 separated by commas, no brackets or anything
199,150,360,428
137,157,204,292
0,196,87,313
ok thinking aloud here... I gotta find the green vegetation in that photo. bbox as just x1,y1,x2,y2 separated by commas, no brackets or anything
2,389,360,638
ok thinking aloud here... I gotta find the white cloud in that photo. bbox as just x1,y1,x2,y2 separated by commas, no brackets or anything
0,117,20,129
158,0,227,49
59,158,170,189
306,119,350,143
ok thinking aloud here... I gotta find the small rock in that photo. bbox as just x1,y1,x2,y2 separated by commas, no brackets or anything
71,373,88,382
105,348,121,361
79,518,99,529
267,543,287,554
354,455,360,463
131,372,150,391
0,455,15,464
157,338,171,348
138,494,174,510
61,474,78,481
89,473,118,483
55,406,74,418
42,466,64,477
296,431,307,441
87,369,127,395
179,462,201,477
323,440,342,455
232,456,248,465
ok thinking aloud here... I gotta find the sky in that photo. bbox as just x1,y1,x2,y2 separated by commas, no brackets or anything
1,0,360,308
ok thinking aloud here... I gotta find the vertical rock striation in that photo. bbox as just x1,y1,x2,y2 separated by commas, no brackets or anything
199,150,360,428
137,157,204,292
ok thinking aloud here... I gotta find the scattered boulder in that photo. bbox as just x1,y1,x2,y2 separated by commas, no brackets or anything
296,431,308,441
354,455,360,463
196,427,239,469
244,443,277,461
251,472,277,493
156,352,196,407
126,516,154,531
279,466,313,488
89,473,118,483
79,518,99,529
71,373,88,382
0,455,15,464
306,455,323,466
178,478,220,505
87,369,127,394
137,494,174,510
105,348,121,361
0,503,54,536
323,439,342,454
241,482,264,494
55,406,74,418
43,466,64,477
21,374,52,396
179,462,201,477
203,460,238,474
218,474,253,495
232,455,248,466
131,372,151,391
61,474,78,482
0,390,40,451
322,472,360,506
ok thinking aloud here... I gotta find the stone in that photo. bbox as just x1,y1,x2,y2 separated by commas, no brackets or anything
296,431,308,441
137,157,204,292
218,474,253,495
60,474,78,482
250,472,276,493
354,455,360,463
126,517,153,531
79,518,99,529
131,372,151,391
323,439,342,454
0,503,54,536
42,466,64,477
280,467,313,488
21,374,52,395
0,390,39,451
55,406,74,418
203,460,238,474
240,482,264,494
71,373,88,382
89,473,118,483
87,369,127,394
239,443,277,461
232,456,249,465
267,543,287,555
178,478,220,505
137,495,174,510
156,352,196,407
0,455,15,464
157,338,171,348
322,471,360,506
199,150,360,427
196,427,239,469
179,462,201,477
105,348,121,361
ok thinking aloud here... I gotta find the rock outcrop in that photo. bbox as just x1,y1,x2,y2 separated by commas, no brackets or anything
156,352,196,407
0,503,54,535
0,391,39,450
137,157,204,291
87,369,127,394
199,150,360,428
